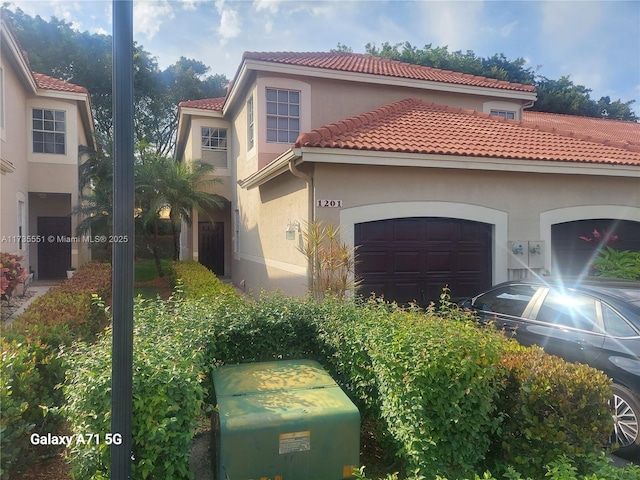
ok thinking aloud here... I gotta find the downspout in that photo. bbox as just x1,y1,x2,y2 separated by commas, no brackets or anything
288,156,314,289
288,157,313,223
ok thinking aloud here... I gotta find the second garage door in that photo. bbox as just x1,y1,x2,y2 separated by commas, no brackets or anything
355,217,492,306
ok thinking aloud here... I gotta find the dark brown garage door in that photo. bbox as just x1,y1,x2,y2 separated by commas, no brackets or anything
355,217,492,306
552,219,640,276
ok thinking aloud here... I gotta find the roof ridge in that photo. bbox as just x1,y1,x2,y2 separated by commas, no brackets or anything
505,115,640,153
242,51,536,92
524,109,640,126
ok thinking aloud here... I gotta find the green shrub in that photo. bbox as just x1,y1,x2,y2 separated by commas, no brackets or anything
63,295,220,480
213,293,325,365
1,261,111,479
494,344,613,477
169,260,239,301
0,338,65,478
355,453,640,480
9,262,112,346
592,247,640,280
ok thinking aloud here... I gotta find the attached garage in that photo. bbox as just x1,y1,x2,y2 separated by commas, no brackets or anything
552,219,640,276
355,217,492,306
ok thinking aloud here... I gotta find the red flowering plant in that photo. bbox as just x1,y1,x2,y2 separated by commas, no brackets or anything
578,228,619,248
0,252,29,297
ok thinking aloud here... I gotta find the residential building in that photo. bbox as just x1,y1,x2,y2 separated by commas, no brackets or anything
1,18,94,279
175,52,640,304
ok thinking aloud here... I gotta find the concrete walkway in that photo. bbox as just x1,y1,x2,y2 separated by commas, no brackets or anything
2,279,60,327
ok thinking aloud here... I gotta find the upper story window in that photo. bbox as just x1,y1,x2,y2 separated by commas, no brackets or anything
490,109,516,120
266,88,300,143
201,126,228,168
32,108,66,154
247,96,254,150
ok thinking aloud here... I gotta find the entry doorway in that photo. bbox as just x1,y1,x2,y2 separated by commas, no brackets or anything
198,222,225,275
37,216,71,279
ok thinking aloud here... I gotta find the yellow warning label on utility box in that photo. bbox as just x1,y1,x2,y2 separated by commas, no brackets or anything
278,431,311,454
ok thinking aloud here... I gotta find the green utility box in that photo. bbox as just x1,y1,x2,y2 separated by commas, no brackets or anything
212,359,360,480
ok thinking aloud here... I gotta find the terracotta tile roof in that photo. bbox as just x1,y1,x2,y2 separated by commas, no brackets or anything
295,98,640,166
179,97,226,111
33,73,88,94
243,52,536,93
522,111,640,148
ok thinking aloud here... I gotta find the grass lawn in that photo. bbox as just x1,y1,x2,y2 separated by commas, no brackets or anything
134,259,171,282
134,259,173,299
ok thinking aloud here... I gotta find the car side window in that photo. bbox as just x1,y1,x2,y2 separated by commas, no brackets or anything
536,289,598,331
602,304,637,337
473,285,538,317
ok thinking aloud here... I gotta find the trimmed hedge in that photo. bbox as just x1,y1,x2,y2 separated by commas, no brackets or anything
8,262,112,346
169,260,239,301
61,263,618,479
495,344,613,477
0,262,111,479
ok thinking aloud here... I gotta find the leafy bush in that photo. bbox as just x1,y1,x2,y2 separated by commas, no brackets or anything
1,261,111,479
592,247,640,280
8,262,112,346
169,260,239,301
493,344,613,477
354,452,640,480
213,293,324,365
0,252,29,298
0,339,65,478
63,294,220,480
316,297,509,478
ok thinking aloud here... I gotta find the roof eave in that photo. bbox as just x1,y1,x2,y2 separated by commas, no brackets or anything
238,148,301,189
1,19,38,93
296,146,640,178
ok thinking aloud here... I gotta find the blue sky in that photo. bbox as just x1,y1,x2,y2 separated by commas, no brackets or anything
7,1,640,111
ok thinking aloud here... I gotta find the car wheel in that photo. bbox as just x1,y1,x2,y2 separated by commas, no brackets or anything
610,383,640,459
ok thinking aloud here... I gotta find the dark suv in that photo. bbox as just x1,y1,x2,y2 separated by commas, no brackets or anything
462,278,640,459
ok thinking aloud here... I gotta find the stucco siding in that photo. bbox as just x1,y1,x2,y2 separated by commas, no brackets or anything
1,45,30,261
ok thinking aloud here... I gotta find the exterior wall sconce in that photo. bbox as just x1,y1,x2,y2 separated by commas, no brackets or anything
286,220,300,240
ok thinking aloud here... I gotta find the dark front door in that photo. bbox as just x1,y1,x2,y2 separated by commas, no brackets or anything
355,217,492,306
37,216,71,279
199,222,224,275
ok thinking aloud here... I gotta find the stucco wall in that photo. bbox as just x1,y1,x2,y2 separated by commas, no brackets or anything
0,49,30,262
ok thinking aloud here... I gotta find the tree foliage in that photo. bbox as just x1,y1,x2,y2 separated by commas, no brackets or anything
363,41,637,121
1,6,228,154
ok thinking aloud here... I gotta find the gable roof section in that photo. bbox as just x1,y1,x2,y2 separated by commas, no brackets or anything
179,96,226,111
243,52,536,93
295,98,640,166
33,72,88,94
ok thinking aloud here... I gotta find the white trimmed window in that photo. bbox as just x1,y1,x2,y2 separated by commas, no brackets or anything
247,96,254,150
201,127,228,168
266,88,300,143
490,109,516,120
32,108,66,154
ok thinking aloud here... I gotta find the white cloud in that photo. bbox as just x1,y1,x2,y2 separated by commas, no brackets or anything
133,1,176,39
219,8,241,40
416,1,485,51
499,20,518,38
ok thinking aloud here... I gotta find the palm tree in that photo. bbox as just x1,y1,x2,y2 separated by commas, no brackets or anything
73,134,114,260
136,154,226,262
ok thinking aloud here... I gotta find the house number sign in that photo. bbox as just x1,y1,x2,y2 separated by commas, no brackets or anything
316,199,343,208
